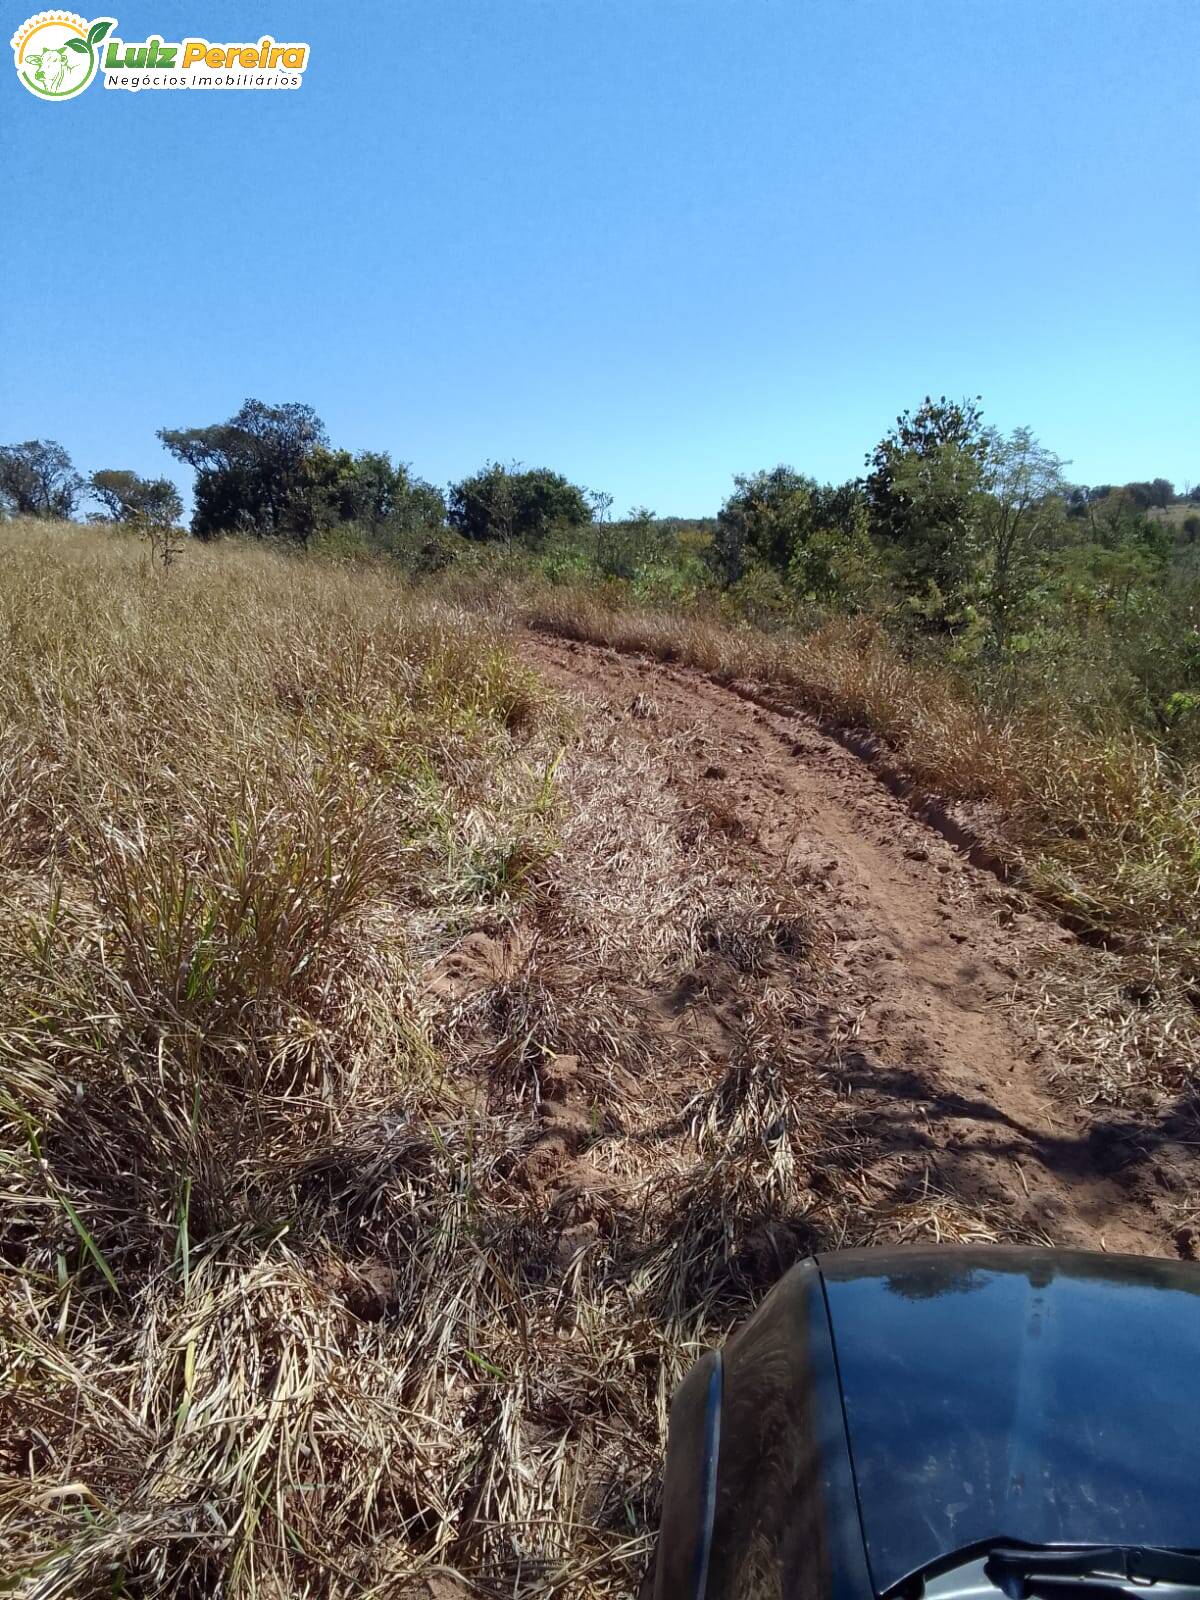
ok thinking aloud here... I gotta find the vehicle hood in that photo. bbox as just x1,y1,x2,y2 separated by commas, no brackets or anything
818,1246,1200,1594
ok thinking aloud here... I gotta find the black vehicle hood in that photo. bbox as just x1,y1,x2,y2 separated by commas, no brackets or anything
818,1247,1200,1594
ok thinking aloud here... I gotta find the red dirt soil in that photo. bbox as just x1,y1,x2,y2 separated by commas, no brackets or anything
525,631,1192,1260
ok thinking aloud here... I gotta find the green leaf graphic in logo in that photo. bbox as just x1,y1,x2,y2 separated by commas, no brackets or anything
14,14,116,99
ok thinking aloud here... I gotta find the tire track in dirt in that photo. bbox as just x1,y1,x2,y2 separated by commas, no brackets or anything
526,631,1178,1258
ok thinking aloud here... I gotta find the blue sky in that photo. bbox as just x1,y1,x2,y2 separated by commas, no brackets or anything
3,0,1197,517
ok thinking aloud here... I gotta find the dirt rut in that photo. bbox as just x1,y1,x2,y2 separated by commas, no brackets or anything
526,630,1181,1258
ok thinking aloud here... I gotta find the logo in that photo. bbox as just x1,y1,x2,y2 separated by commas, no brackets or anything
10,14,310,96
11,12,114,100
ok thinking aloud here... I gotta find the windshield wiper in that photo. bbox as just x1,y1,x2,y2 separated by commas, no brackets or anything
986,1545,1200,1596
887,1541,1200,1600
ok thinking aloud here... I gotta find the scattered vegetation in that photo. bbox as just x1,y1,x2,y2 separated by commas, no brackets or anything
0,525,861,1597
5,401,1199,985
2,395,1198,1591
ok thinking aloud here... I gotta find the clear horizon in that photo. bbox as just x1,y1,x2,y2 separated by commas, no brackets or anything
2,0,1197,519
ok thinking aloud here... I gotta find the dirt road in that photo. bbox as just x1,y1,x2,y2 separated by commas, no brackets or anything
525,629,1188,1260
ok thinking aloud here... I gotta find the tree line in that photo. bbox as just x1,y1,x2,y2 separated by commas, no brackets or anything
2,396,1196,647
711,398,1199,645
0,400,595,559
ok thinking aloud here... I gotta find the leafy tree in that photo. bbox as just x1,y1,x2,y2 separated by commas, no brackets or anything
1080,487,1170,562
1123,478,1175,511
787,481,878,604
588,506,670,581
714,468,875,602
0,439,84,519
976,427,1067,647
586,487,615,523
865,396,986,615
158,399,326,540
447,463,591,545
714,467,815,581
1066,484,1102,518
291,448,446,544
1053,542,1166,625
1065,483,1116,517
89,469,183,527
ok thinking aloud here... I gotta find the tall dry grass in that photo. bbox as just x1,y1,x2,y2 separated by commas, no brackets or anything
2,525,864,1599
0,524,576,1596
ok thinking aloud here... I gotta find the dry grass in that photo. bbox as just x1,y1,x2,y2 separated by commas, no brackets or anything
0,524,576,1596
0,525,930,1600
5,524,1183,1597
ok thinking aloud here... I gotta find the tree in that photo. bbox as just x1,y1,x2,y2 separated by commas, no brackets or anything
865,396,987,615
0,439,84,519
713,468,873,601
1081,487,1169,559
291,448,446,544
1066,483,1116,515
447,463,591,545
587,488,614,523
1054,541,1166,625
1123,478,1175,511
976,427,1067,647
89,469,183,527
158,398,327,540
584,505,670,581
714,467,815,581
787,481,878,604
